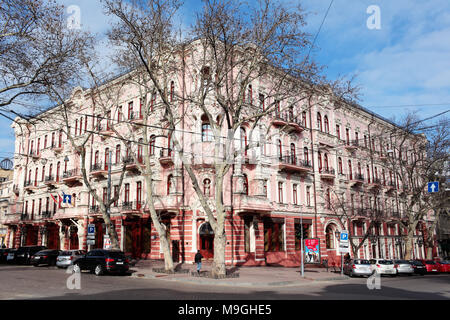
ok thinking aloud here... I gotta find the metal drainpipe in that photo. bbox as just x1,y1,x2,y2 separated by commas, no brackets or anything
181,44,186,263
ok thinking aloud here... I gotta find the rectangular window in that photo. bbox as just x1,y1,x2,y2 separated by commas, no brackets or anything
336,124,340,139
306,186,311,206
124,183,130,203
292,184,298,205
113,185,119,207
294,220,312,250
264,219,285,252
259,94,265,111
244,217,252,253
278,182,283,203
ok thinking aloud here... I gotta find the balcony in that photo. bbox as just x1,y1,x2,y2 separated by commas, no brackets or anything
384,181,396,193
319,167,335,180
129,111,144,126
29,150,41,161
98,123,114,138
89,163,107,178
89,205,100,214
23,181,37,193
159,149,174,166
368,178,382,189
278,155,312,173
51,143,63,153
123,155,145,172
351,208,368,220
233,194,273,214
120,201,143,215
344,141,359,152
348,173,364,186
44,175,57,187
271,112,305,133
41,211,52,219
62,168,83,186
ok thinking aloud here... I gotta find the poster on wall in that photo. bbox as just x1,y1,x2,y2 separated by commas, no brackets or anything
304,238,321,264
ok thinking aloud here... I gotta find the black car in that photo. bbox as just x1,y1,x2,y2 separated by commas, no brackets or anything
0,248,13,263
14,246,47,265
72,249,129,276
410,260,427,275
31,249,61,266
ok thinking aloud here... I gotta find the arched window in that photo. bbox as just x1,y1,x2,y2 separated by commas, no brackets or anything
324,115,329,133
277,139,282,160
28,169,32,184
247,85,253,104
58,130,62,147
324,153,329,170
56,162,60,182
115,144,121,164
94,150,99,165
201,115,213,142
34,168,38,186
317,112,322,131
318,152,322,172
137,139,143,163
290,143,296,164
41,166,45,182
325,224,337,249
243,174,248,195
346,128,350,145
326,188,331,209
348,160,353,180
49,163,53,178
167,174,174,195
75,119,78,136
203,178,211,197
240,127,247,156
304,147,309,163
170,81,175,102
338,157,343,174
149,135,156,155
302,111,307,128
104,148,109,170
51,132,55,148
366,165,371,183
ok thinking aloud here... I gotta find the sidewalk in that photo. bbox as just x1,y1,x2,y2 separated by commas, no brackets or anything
128,259,351,288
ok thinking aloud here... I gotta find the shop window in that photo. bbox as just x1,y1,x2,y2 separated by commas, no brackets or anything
264,219,285,252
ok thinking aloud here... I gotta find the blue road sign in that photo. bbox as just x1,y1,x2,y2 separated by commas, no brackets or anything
428,182,439,193
340,231,349,242
88,224,95,235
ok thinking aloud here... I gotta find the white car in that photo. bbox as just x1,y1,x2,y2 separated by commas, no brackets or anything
369,259,397,276
394,260,414,275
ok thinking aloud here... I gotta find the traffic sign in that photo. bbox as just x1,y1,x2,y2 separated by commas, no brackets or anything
87,239,95,245
428,182,439,193
340,230,349,244
338,246,350,254
87,224,95,235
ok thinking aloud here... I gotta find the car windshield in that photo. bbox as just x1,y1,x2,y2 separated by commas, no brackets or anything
379,260,393,265
355,260,370,264
36,250,53,255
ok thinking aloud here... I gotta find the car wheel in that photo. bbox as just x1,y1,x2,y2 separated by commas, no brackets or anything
72,264,81,273
33,264,38,267
349,271,354,278
94,265,104,276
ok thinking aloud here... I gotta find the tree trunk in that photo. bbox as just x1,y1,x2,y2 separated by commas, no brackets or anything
102,207,120,250
212,229,227,277
404,236,414,260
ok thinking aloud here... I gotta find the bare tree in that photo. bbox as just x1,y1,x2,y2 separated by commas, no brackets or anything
103,0,357,276
0,0,93,117
384,114,449,259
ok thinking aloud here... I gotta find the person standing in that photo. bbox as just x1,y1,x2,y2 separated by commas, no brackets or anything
195,250,203,274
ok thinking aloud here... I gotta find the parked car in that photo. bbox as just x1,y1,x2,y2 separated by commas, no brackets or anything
56,250,86,268
438,260,450,273
6,249,17,264
419,259,440,273
409,260,427,275
31,249,61,266
14,246,47,265
0,248,12,263
393,260,414,275
72,249,129,276
343,259,373,277
369,259,397,276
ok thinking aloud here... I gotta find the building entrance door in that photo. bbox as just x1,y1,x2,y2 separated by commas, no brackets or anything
198,222,214,260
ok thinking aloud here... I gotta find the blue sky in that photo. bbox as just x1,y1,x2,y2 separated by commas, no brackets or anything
1,0,449,160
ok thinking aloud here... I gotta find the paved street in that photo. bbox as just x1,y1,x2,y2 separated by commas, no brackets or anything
0,264,449,300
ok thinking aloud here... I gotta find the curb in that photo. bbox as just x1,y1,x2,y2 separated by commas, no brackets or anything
130,270,351,287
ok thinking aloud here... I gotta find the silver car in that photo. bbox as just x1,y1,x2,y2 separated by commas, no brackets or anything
394,260,414,275
56,250,86,268
370,259,397,276
343,259,373,277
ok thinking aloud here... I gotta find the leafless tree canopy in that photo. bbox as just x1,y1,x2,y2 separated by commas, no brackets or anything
0,0,94,116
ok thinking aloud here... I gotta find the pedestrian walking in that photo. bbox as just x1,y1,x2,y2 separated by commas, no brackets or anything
195,250,203,274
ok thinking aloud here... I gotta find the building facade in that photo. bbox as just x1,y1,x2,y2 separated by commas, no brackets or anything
4,43,438,267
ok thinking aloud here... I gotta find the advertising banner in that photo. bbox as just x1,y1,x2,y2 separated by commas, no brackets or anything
304,238,321,264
